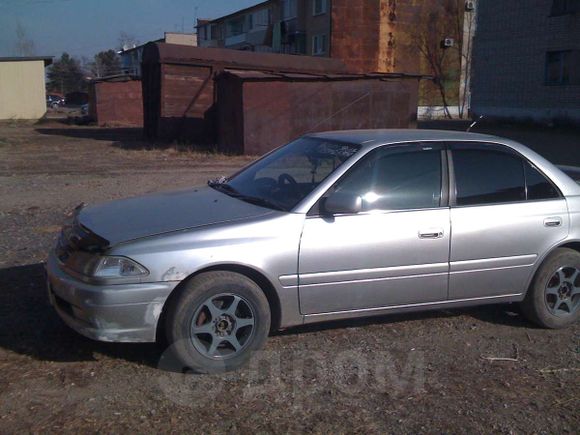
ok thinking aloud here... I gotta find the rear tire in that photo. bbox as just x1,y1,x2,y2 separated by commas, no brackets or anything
521,248,580,329
164,271,271,373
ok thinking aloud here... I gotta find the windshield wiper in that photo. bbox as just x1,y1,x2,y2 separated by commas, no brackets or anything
209,182,286,211
209,181,238,195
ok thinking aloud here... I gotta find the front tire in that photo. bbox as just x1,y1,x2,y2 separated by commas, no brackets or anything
521,248,580,329
164,271,271,373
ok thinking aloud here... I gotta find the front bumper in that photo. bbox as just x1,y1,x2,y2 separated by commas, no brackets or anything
46,252,178,343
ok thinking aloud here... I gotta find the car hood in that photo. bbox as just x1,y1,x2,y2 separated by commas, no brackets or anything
78,186,275,246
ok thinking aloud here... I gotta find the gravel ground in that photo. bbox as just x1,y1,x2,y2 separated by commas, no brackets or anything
0,122,578,433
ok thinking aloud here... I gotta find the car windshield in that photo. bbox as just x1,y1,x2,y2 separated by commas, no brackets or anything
210,137,361,211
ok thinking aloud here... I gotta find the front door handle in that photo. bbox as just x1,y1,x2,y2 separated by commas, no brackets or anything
419,229,444,239
544,217,562,227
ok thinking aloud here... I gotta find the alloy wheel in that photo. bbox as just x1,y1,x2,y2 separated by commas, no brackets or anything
545,266,580,317
190,293,255,359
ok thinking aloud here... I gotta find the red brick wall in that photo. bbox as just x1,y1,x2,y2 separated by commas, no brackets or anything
93,80,143,127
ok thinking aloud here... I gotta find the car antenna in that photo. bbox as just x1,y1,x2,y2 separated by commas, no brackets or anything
467,115,485,132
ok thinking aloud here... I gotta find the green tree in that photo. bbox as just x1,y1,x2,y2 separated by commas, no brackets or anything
47,52,86,94
91,49,122,78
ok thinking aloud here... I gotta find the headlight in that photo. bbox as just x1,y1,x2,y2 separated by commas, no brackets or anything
92,256,149,278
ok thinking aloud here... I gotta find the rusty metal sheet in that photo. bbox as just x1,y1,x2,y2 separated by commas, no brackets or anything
91,80,143,127
217,74,420,155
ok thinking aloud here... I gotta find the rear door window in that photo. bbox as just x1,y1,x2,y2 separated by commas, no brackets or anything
525,162,560,200
451,143,560,206
453,147,525,206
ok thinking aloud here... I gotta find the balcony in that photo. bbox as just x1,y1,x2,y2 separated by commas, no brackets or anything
225,33,247,47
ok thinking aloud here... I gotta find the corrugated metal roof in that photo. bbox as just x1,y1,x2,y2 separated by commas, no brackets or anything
142,42,348,74
221,68,432,81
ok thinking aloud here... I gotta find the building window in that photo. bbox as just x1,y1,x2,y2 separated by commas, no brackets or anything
550,0,579,16
312,34,327,55
313,0,327,15
250,8,271,30
212,24,222,40
200,25,209,41
227,17,245,37
282,0,297,20
545,50,571,85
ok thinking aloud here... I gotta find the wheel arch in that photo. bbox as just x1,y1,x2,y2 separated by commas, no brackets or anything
524,240,580,295
156,263,282,342
557,240,580,254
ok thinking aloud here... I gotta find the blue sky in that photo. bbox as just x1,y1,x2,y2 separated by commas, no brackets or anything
0,0,262,59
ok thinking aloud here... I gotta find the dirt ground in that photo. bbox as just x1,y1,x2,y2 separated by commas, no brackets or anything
0,121,578,433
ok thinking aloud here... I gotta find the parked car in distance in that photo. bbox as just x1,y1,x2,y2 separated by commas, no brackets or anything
46,94,65,109
47,130,580,373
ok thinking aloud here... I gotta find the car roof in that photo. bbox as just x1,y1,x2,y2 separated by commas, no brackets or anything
307,129,500,147
304,128,580,199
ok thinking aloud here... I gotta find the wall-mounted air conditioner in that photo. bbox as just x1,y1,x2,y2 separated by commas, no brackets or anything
442,38,455,48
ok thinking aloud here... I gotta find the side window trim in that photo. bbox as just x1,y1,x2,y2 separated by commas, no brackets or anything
440,146,450,208
523,159,529,200
446,147,457,207
448,141,562,208
307,142,448,216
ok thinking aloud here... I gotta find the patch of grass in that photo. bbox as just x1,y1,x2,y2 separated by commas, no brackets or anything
113,138,256,160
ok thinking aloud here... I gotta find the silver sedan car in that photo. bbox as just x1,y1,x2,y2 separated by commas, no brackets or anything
47,130,580,372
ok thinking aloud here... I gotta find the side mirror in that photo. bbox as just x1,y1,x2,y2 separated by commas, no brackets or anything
321,192,362,215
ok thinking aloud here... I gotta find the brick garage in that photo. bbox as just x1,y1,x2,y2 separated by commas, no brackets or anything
217,70,422,155
88,77,143,127
141,42,347,144
142,43,427,154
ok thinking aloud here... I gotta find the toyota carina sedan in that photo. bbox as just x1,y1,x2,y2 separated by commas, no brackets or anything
47,130,580,372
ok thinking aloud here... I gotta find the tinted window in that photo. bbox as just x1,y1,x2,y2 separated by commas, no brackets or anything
334,146,442,211
525,162,560,200
453,149,525,206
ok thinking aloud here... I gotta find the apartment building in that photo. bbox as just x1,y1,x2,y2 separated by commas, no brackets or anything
119,32,197,77
471,0,580,124
196,0,439,74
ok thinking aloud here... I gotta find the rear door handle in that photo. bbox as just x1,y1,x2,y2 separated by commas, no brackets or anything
419,229,444,239
544,217,562,227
